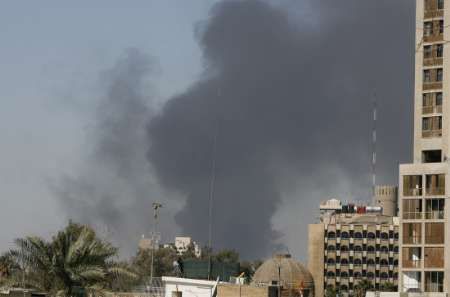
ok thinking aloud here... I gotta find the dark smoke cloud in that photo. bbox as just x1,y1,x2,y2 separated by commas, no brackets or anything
147,0,414,259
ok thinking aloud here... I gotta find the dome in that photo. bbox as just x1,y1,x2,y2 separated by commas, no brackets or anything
252,254,314,291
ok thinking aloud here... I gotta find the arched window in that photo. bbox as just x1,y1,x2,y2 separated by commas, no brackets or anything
380,259,389,266
341,232,349,239
367,232,376,239
328,232,336,238
394,233,399,239
367,259,375,265
367,272,375,279
353,258,362,265
354,232,363,239
354,272,362,278
393,259,399,266
380,246,389,253
341,245,349,252
380,272,389,280
327,258,335,265
327,245,335,251
341,259,349,265
393,272,398,279
381,232,389,239
367,246,375,252
340,285,348,291
327,271,335,277
394,246,399,253
340,271,349,278
354,245,362,252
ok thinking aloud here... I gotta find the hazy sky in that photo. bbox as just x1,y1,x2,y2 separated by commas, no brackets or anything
0,0,213,250
0,0,414,261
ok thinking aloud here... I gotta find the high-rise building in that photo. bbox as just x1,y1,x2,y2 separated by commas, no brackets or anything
308,198,400,297
398,0,447,294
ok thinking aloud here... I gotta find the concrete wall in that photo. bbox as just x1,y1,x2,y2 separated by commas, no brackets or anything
217,284,274,297
308,223,324,297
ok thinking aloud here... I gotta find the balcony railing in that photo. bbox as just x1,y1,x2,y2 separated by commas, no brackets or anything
426,186,445,195
422,129,442,138
425,9,444,19
424,57,443,67
423,82,443,90
424,34,444,43
404,188,422,196
402,260,421,268
403,212,422,220
425,210,444,219
423,105,443,114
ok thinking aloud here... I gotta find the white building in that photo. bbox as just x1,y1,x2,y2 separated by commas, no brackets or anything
174,236,202,258
162,276,217,297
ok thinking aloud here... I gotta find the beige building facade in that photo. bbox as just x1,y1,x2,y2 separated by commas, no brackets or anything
397,0,448,294
308,199,399,297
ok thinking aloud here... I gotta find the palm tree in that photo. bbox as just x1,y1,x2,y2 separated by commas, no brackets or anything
9,221,136,296
354,279,374,297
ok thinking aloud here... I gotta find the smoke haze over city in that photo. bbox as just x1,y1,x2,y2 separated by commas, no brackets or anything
0,0,414,260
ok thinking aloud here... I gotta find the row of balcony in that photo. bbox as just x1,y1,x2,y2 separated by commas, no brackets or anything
423,105,442,114
325,237,397,244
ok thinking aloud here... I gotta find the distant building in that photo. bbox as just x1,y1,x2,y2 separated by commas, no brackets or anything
138,235,159,251
174,236,202,258
308,197,400,297
162,276,217,297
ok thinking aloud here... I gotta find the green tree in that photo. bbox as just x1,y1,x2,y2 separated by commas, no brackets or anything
7,221,136,296
213,249,239,263
325,286,340,297
354,279,374,297
132,246,179,280
380,281,397,292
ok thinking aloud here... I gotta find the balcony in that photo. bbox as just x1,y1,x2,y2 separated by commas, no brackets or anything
402,259,421,269
424,56,443,67
426,186,445,196
422,129,442,138
425,9,444,19
423,82,443,90
423,105,443,114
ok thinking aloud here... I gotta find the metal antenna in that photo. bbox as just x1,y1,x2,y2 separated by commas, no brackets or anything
371,93,377,202
207,88,219,280
150,202,162,284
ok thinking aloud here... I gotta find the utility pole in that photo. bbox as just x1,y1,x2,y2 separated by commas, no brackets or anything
150,202,163,285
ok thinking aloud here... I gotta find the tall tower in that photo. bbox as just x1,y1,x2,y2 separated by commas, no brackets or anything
399,0,447,293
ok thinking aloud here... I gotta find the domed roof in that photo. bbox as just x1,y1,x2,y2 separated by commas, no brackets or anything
252,254,314,289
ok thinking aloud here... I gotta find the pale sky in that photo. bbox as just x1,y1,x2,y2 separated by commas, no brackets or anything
0,1,213,251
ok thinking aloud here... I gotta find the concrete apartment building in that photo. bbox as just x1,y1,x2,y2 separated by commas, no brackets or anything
308,195,400,297
397,0,447,294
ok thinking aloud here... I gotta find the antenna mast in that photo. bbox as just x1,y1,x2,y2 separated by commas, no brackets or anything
371,93,377,202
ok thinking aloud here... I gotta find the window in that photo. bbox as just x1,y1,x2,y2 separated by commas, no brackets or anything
354,245,362,252
438,0,444,9
425,271,444,292
436,44,444,57
341,245,349,252
354,258,362,265
439,20,444,34
381,272,389,280
340,271,349,278
424,247,444,268
436,92,443,105
341,232,349,239
367,272,375,279
424,69,432,82
403,247,421,268
341,258,349,265
403,271,421,292
327,231,335,238
424,45,433,59
423,93,433,108
367,246,375,253
327,271,335,277
423,117,431,130
403,175,422,196
354,232,363,239
437,68,443,81
380,246,389,253
403,199,422,219
425,223,444,244
426,174,445,195
403,223,422,244
424,22,433,36
327,258,335,265
327,245,336,251
422,150,442,163
380,259,389,266
367,258,375,265
425,199,445,219
354,272,362,278
367,232,376,239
